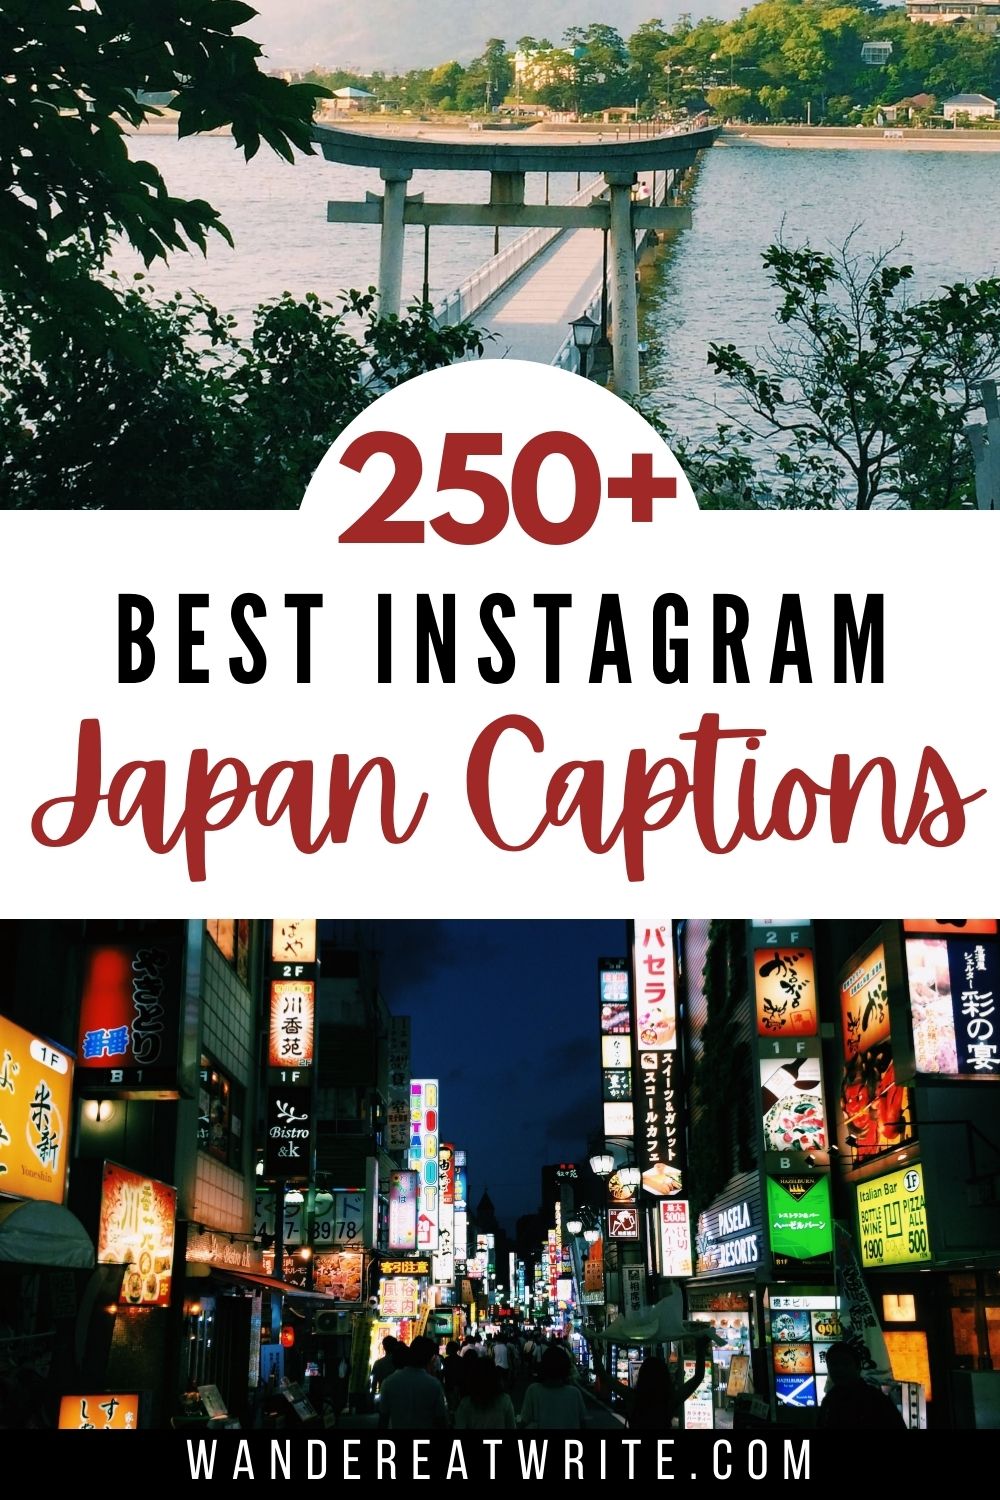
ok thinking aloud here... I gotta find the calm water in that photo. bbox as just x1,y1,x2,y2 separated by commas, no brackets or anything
117,136,1000,450
115,133,586,323
641,142,1000,446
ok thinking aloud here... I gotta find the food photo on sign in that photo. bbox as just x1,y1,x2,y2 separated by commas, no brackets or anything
0,916,996,1446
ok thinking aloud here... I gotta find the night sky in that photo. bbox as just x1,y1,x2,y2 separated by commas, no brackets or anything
368,921,627,1232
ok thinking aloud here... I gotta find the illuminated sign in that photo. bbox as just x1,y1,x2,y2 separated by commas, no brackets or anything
98,1161,176,1308
387,1017,411,1152
767,1175,833,1264
633,922,677,1049
453,1148,468,1263
381,1257,430,1276
380,1276,420,1318
264,1085,313,1178
906,934,1000,1076
903,920,996,935
600,959,629,1004
271,920,317,965
59,1394,139,1430
601,1002,631,1035
601,1035,631,1068
311,1249,363,1301
602,1068,632,1102
637,1050,683,1196
598,960,635,1151
754,948,818,1037
255,1189,362,1247
761,1046,828,1167
603,1101,634,1136
839,939,913,1165
857,1164,931,1269
659,1200,693,1277
434,1147,455,1286
268,980,315,1068
388,1169,419,1252
0,1013,73,1205
695,1196,763,1277
608,1205,640,1240
77,939,181,1094
632,921,684,1197
408,1078,439,1251
440,1142,455,1204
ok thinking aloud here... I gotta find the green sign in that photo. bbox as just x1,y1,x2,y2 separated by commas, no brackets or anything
768,1175,833,1260
856,1163,931,1268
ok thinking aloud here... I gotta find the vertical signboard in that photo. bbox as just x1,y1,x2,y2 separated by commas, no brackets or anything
264,1085,314,1178
453,1147,468,1266
904,927,1000,1077
0,1014,74,1205
630,923,684,1196
271,921,317,966
749,921,833,1277
599,957,634,1140
268,979,315,1069
838,934,914,1166
388,1169,419,1252
386,1017,411,1151
658,1199,693,1277
408,1078,439,1252
434,1141,455,1286
264,920,318,1187
97,1161,177,1308
76,936,183,1095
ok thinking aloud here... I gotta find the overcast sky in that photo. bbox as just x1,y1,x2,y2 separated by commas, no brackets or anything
247,2,742,73
369,920,626,1231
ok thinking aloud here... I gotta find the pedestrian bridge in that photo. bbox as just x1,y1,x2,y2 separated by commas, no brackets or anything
316,119,718,394
434,171,680,374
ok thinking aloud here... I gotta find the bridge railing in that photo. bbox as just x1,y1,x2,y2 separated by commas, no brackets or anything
434,175,604,327
436,114,710,346
551,168,674,373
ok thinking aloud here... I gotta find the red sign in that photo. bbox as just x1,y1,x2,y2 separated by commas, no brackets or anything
77,940,181,1094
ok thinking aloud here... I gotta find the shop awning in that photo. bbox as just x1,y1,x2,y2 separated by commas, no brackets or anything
587,1292,725,1346
0,1198,95,1269
209,1267,346,1301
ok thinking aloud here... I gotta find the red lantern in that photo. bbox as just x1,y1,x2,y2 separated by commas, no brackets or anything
280,1324,295,1349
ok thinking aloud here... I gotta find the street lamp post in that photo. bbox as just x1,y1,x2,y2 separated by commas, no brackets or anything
569,312,600,380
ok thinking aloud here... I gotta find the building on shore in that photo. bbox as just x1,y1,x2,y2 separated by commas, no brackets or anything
906,0,1000,33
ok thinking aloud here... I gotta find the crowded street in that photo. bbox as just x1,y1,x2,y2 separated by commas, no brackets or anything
1,918,996,1436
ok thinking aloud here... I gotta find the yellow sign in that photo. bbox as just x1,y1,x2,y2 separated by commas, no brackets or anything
59,1393,139,1429
271,921,317,965
0,1014,74,1204
857,1163,931,1268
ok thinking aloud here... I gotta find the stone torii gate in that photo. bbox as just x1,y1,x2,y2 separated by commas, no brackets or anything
313,122,719,397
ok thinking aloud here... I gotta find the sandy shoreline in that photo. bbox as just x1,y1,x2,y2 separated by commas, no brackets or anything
723,127,1000,151
124,115,1000,152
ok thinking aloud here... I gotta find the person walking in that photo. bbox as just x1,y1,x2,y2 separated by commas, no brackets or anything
491,1334,511,1390
455,1355,517,1430
442,1340,465,1413
377,1336,450,1430
626,1343,709,1430
370,1335,402,1396
518,1344,589,1429
818,1344,906,1430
